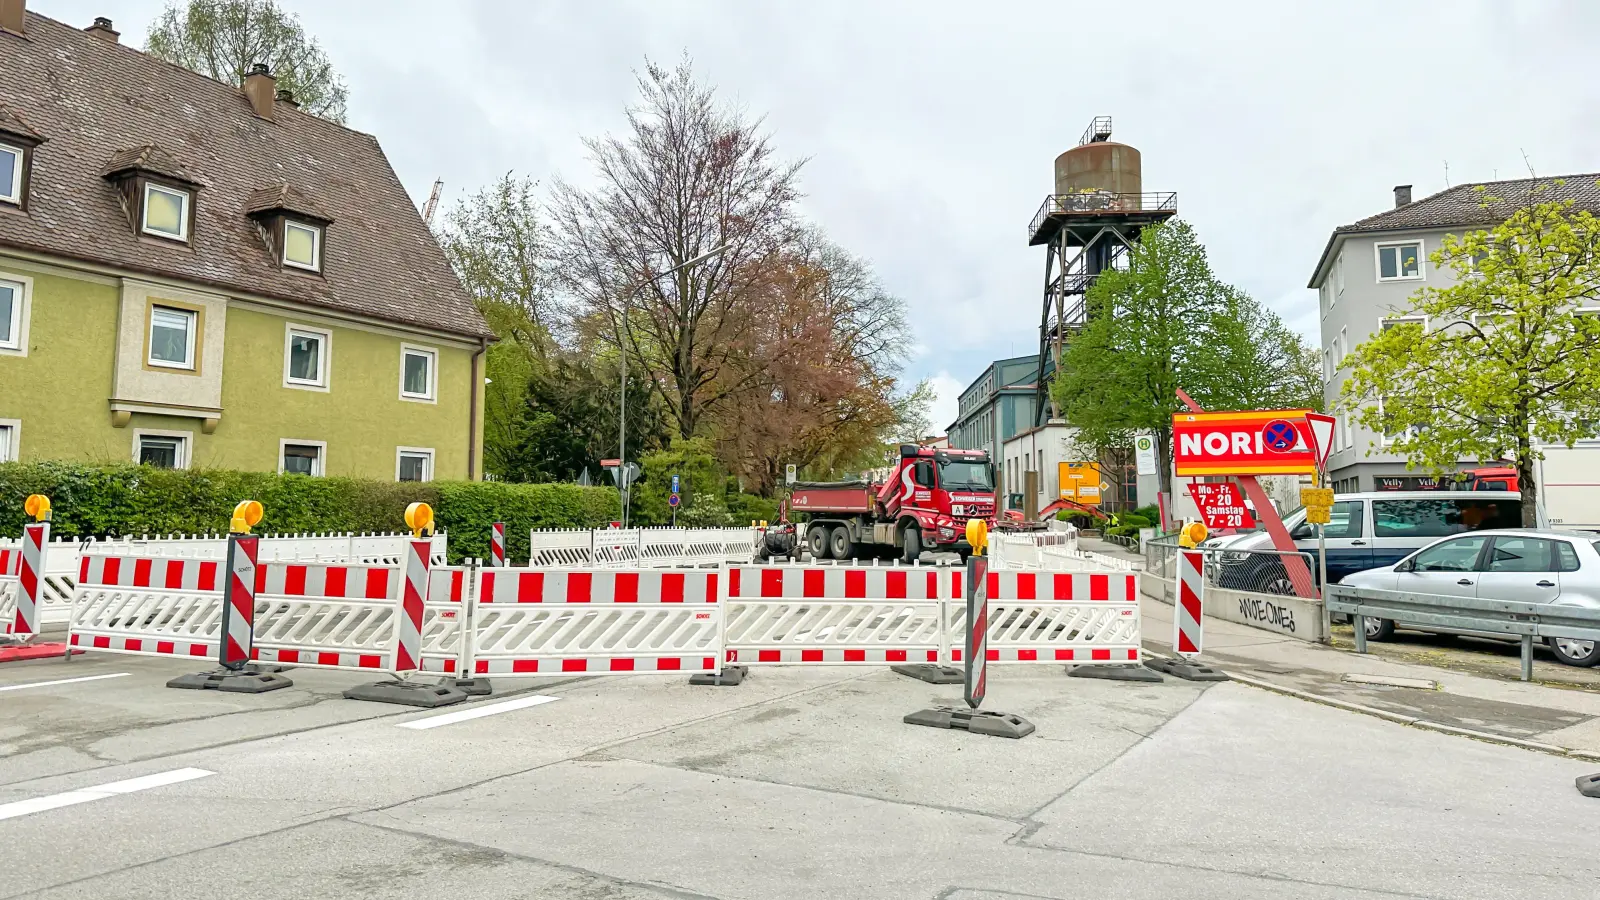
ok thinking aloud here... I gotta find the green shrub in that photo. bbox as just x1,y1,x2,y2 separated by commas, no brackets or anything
1118,513,1153,529
0,462,617,563
725,491,779,526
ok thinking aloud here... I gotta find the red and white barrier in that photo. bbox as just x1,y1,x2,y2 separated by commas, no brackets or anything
220,535,259,667
69,554,224,659
469,568,721,675
946,569,1142,665
490,522,507,567
248,560,404,672
721,565,947,666
0,522,48,638
1174,549,1204,658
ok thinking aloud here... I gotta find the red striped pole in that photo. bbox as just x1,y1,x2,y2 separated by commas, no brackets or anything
14,521,48,637
490,522,507,567
1175,549,1204,658
218,534,259,669
394,539,428,673
964,553,989,708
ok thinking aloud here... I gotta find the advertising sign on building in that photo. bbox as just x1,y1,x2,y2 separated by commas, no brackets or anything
1187,482,1255,530
1171,409,1316,476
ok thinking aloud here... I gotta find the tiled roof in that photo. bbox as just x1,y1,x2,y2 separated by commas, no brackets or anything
102,144,199,185
1308,174,1600,286
0,12,491,339
244,182,331,222
0,103,43,144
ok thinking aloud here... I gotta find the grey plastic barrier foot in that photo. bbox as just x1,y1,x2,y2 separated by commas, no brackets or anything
904,706,1036,739
453,677,493,696
1144,657,1228,682
1069,664,1163,683
891,663,964,684
344,679,468,708
689,666,747,686
1578,773,1600,798
167,668,294,694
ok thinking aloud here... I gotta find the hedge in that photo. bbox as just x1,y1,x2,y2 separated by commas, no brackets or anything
0,462,619,564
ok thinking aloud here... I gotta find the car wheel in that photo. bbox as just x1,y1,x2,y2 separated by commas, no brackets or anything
828,526,853,560
806,525,829,560
902,526,922,564
1364,617,1395,641
1546,636,1600,668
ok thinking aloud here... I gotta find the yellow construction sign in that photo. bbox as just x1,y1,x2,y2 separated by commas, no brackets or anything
1301,486,1334,525
1058,461,1102,506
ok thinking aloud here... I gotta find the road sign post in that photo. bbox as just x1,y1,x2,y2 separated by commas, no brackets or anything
1303,412,1338,642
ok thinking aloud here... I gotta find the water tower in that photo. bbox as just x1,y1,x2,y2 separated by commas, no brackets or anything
1030,117,1177,425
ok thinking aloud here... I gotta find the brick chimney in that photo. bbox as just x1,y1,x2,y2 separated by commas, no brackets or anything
85,16,119,42
1394,184,1413,208
0,0,25,35
243,63,276,120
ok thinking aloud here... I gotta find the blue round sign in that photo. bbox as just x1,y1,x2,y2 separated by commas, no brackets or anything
1262,419,1298,453
668,493,681,507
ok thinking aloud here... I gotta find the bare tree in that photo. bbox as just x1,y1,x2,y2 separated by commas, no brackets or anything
548,56,803,440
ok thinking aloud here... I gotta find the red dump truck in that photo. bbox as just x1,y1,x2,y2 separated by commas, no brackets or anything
768,444,996,562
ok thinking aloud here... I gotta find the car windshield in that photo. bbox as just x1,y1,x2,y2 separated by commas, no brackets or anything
939,460,993,491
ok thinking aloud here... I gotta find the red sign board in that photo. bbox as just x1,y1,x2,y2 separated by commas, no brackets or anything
1172,409,1316,476
1187,482,1255,530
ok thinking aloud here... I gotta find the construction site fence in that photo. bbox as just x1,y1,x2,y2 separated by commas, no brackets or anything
528,527,760,569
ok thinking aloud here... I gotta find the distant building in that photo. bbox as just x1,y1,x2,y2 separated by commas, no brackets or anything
946,355,1039,480
917,434,949,450
1000,422,1071,515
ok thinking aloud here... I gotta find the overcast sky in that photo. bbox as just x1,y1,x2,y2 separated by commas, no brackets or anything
48,0,1600,433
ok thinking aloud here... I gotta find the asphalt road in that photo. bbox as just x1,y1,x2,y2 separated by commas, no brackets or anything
1,652,1596,899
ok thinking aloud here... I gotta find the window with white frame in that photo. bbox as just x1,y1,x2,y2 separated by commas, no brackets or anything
1376,240,1424,281
142,183,192,241
0,142,21,205
134,431,190,469
1338,326,1348,365
283,325,329,389
283,220,323,271
148,305,197,369
0,275,26,352
400,345,436,401
1335,252,1345,295
1322,348,1331,382
280,440,325,476
1380,315,1427,333
396,447,434,482
0,419,18,462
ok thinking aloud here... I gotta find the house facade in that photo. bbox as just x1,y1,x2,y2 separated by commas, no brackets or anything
947,355,1039,472
1308,177,1600,504
0,6,492,481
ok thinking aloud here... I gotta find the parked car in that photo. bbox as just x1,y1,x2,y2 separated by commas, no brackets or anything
1340,529,1600,667
1212,491,1523,592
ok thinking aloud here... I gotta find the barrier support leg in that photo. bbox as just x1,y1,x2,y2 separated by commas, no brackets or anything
168,532,293,694
1069,663,1163,683
343,536,467,709
689,665,747,687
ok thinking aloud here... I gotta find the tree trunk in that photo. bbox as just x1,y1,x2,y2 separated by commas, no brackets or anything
1517,451,1539,528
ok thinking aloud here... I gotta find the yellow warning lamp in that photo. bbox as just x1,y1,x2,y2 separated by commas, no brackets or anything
405,502,435,538
965,518,989,557
231,499,263,535
24,494,51,522
1178,520,1209,549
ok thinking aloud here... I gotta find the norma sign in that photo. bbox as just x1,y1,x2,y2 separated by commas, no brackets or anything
1187,482,1254,530
1171,409,1316,476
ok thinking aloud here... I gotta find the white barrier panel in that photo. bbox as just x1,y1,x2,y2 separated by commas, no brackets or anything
421,566,471,676
722,565,946,665
528,529,594,567
470,568,721,675
0,545,22,635
68,555,223,659
249,562,402,673
947,569,1142,664
592,529,643,567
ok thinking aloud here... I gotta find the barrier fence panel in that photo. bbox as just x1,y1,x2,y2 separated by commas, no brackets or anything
721,565,947,666
470,568,721,675
592,529,643,567
68,555,224,659
249,562,402,673
946,570,1142,665
421,565,472,677
528,529,595,567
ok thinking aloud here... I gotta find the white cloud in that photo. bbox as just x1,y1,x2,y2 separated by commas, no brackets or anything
926,371,965,436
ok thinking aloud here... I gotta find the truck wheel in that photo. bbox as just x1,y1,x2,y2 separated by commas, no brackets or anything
828,526,853,560
806,525,830,561
902,526,922,564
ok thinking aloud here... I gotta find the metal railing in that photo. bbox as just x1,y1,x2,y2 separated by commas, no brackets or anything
1029,191,1179,237
1206,548,1320,597
1145,535,1182,582
1327,584,1600,681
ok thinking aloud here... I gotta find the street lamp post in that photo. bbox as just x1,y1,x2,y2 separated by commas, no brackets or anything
618,245,727,528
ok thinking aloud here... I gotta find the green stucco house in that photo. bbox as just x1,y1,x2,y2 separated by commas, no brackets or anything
0,7,493,481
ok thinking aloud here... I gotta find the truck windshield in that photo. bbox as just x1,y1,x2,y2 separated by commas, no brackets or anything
939,460,993,491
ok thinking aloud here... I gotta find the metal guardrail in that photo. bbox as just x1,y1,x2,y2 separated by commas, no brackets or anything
1326,584,1600,681
1029,191,1179,237
1207,548,1319,597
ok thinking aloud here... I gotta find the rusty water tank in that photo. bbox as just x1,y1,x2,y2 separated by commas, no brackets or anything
1054,142,1142,197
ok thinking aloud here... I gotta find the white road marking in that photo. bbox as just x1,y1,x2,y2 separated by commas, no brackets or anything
0,673,130,693
397,695,560,730
0,768,214,822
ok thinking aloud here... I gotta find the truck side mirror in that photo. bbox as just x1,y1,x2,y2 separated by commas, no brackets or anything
899,444,919,459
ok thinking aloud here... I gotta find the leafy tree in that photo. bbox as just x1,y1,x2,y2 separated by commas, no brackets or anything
496,354,671,485
146,0,349,122
1344,180,1600,526
634,438,730,526
1049,219,1318,494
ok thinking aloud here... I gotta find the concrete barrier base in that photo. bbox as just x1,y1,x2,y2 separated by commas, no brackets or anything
904,706,1035,738
344,679,468,708
167,667,294,694
1578,773,1600,799
1145,657,1228,682
1068,664,1163,683
891,664,964,684
689,666,748,686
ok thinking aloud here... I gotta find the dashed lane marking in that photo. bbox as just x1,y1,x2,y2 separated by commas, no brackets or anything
396,695,561,730
0,768,215,822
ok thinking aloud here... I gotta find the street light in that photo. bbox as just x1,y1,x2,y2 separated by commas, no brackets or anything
618,244,728,528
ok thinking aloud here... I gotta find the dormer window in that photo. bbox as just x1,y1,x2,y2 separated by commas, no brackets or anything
0,142,21,205
142,183,191,240
0,105,45,210
283,220,323,271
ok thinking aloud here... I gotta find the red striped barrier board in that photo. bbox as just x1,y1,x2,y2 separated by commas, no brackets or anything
249,560,406,673
721,565,947,667
69,554,224,660
1175,549,1204,658
78,554,220,591
470,567,721,676
420,566,470,676
1,523,48,638
944,568,1142,665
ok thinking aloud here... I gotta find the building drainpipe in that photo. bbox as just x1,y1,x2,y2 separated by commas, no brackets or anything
468,338,488,480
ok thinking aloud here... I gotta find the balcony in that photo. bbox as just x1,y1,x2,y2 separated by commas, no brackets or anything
1028,191,1178,246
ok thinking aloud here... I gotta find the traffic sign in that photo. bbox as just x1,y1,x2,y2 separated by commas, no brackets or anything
671,474,680,494
668,493,681,508
1304,413,1337,470
786,464,797,485
1186,482,1254,530
1135,435,1157,476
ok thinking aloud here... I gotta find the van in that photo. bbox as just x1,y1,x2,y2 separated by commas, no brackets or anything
1213,491,1523,591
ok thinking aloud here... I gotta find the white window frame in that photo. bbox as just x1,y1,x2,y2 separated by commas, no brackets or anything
141,183,192,241
1335,251,1345,296
1338,326,1348,365
0,418,19,462
1322,348,1332,383
131,429,192,470
1380,314,1428,332
395,446,435,483
278,439,327,476
0,141,21,205
1374,239,1426,283
0,271,32,356
282,220,323,272
399,343,438,402
282,324,331,391
147,305,198,370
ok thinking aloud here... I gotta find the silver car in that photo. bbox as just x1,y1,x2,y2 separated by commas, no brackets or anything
1340,528,1600,667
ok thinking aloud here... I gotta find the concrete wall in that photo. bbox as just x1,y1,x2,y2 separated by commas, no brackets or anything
0,254,480,480
1139,571,1327,643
